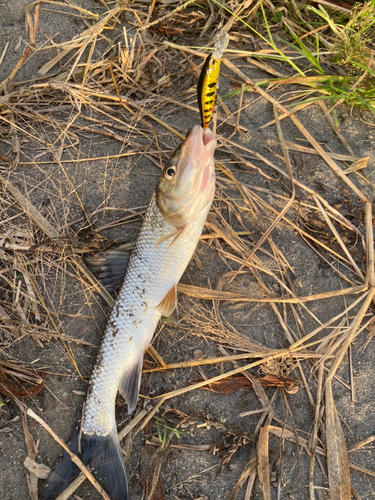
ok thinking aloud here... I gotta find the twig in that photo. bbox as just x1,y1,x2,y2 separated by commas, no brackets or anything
55,474,86,500
177,282,366,303
118,406,152,441
138,0,196,32
313,194,365,281
317,100,354,156
327,289,375,381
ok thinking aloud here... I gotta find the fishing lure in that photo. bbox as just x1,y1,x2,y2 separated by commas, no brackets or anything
197,31,229,130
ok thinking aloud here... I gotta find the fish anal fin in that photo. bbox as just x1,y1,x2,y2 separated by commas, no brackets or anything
156,284,177,318
119,358,143,414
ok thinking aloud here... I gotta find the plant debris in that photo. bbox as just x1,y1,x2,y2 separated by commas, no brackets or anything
187,373,297,393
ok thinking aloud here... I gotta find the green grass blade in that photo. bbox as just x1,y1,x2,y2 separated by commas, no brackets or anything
352,61,375,78
260,0,274,46
330,102,339,128
280,33,324,74
307,5,343,37
355,96,375,115
210,0,305,76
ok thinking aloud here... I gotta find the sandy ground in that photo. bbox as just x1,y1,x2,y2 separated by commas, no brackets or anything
1,1,375,500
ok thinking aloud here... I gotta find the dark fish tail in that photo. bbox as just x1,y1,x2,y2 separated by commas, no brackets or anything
43,426,128,500
42,428,81,499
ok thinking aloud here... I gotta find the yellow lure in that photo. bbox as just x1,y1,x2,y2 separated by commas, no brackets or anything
197,31,229,129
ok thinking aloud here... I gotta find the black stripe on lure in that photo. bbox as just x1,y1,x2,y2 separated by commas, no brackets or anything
197,31,229,130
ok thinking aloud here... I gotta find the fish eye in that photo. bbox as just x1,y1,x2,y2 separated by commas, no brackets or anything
164,165,176,180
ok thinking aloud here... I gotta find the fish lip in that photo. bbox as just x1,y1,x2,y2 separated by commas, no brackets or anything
203,128,215,146
187,125,216,154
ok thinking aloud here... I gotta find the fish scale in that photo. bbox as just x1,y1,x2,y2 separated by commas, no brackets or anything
83,192,209,436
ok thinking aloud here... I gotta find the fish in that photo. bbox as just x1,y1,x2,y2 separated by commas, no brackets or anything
197,31,229,130
42,124,217,500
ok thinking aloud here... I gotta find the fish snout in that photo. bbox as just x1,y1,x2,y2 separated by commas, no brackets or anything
185,125,216,169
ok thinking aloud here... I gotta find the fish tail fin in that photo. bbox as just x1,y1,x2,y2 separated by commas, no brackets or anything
80,428,129,500
43,426,128,500
42,429,81,499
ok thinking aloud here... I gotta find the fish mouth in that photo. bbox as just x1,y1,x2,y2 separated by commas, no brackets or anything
183,126,216,197
187,125,216,156
203,128,215,146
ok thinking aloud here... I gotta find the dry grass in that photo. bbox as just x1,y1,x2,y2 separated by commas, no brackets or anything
0,0,375,499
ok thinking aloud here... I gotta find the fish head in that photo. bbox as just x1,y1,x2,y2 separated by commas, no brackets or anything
156,125,216,227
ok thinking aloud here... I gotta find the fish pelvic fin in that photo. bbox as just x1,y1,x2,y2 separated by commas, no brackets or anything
43,426,129,500
156,283,178,318
119,357,143,414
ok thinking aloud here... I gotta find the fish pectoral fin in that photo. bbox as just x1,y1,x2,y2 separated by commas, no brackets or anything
156,284,177,318
155,225,186,247
85,247,131,293
119,358,143,414
169,225,186,247
155,232,175,246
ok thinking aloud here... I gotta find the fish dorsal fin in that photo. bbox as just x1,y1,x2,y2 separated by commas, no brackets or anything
156,284,177,318
85,248,131,293
119,357,143,414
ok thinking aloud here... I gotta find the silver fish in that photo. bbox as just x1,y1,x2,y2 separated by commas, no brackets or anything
43,125,216,500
